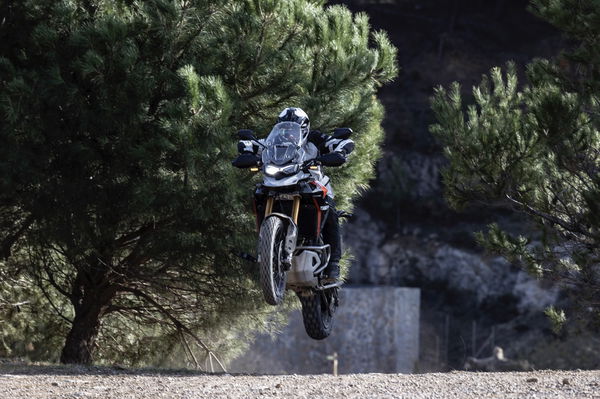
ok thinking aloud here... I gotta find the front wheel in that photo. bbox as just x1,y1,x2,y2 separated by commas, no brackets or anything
297,290,336,340
258,216,287,305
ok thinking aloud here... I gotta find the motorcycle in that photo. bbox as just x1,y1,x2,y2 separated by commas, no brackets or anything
233,121,351,340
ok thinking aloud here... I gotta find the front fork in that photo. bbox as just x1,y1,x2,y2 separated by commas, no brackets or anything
264,195,301,268
265,197,274,217
264,195,301,225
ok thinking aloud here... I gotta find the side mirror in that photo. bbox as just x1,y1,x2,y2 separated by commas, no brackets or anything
332,127,352,140
238,129,256,141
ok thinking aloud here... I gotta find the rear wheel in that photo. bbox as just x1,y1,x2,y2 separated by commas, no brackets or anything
258,217,287,305
298,290,336,340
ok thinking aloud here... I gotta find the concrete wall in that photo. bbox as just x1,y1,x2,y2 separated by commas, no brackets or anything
228,286,420,374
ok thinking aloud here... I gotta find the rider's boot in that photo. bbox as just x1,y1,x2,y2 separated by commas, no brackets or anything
323,261,340,282
322,200,342,283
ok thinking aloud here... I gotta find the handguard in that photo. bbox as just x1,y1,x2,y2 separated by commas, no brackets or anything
232,153,261,168
317,152,346,167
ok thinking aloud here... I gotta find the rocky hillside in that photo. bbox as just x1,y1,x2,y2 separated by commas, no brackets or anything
331,0,600,370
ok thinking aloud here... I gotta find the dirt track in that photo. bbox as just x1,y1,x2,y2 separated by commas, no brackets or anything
0,363,598,398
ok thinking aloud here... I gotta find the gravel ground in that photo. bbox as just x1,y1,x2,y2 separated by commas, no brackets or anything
0,363,598,399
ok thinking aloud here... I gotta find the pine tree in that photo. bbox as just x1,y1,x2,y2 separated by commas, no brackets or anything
431,0,600,328
0,0,397,364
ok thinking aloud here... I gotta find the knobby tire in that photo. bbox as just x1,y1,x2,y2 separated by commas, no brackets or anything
258,217,286,305
298,290,334,340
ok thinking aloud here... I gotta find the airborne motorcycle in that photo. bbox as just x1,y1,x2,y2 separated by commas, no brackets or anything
233,121,351,339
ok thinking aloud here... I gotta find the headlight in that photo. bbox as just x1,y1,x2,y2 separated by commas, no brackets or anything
265,164,281,176
264,164,299,176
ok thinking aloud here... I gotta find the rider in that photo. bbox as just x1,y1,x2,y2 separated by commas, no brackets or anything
236,107,354,282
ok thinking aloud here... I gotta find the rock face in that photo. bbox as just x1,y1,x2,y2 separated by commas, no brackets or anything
341,208,559,370
228,287,420,374
344,209,559,312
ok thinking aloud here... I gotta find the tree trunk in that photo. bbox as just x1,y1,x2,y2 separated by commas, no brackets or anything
60,273,116,364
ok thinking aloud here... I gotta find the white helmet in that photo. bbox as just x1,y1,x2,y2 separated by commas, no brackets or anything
277,107,310,137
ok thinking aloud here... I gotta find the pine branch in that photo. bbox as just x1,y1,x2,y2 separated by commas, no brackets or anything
1,214,34,260
506,194,597,240
122,286,227,372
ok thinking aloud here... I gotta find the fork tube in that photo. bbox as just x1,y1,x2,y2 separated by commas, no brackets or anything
291,196,301,224
265,197,274,217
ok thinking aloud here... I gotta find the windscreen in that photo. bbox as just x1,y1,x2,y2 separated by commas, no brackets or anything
262,122,302,165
